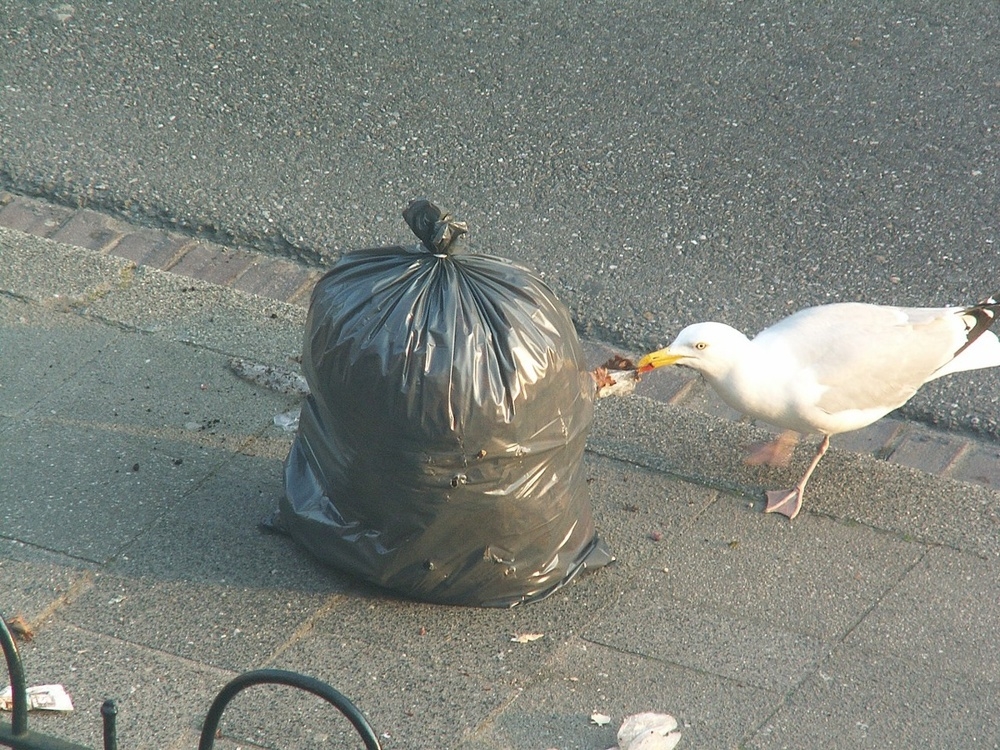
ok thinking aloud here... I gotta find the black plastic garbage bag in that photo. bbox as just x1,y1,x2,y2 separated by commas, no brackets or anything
276,200,613,606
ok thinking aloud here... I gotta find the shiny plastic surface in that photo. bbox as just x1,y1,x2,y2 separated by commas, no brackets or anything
277,201,611,606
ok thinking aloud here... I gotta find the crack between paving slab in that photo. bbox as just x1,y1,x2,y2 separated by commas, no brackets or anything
735,646,837,749
0,289,37,304
63,310,305,364
24,571,96,635
585,442,762,503
463,684,530,744
0,536,111,569
57,620,239,681
579,634,771,692
739,544,932,748
17,413,270,456
804,509,990,561
836,546,930,646
939,440,972,478
589,435,999,558
101,419,289,569
262,594,347,666
872,422,910,461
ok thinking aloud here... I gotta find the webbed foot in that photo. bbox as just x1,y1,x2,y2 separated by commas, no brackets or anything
764,489,802,520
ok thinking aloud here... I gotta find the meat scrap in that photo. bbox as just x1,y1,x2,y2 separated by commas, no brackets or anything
592,355,641,399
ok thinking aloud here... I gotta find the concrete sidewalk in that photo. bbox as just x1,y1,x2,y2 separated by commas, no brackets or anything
2,224,1000,749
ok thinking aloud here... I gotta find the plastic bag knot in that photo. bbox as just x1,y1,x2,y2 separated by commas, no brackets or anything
402,198,469,255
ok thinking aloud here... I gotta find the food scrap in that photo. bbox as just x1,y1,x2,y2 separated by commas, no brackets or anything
593,355,642,399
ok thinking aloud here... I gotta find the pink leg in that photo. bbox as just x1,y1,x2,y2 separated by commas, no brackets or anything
745,430,800,468
764,435,830,520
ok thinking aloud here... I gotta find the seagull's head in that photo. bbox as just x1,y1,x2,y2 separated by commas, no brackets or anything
636,322,748,377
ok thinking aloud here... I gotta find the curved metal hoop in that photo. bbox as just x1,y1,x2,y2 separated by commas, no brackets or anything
4,612,376,750
197,669,381,750
2,613,98,750
0,615,29,737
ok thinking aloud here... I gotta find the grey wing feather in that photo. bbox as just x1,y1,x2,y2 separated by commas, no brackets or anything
755,304,961,415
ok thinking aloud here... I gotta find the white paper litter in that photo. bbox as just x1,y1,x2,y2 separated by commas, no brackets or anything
273,407,301,432
0,684,74,712
616,712,681,750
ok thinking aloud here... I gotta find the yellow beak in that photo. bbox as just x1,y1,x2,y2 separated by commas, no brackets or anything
636,348,683,373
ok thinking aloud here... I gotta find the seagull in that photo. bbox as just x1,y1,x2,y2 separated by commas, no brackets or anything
636,294,1000,519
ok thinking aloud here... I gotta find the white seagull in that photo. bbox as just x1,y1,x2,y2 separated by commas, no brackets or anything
636,294,1000,519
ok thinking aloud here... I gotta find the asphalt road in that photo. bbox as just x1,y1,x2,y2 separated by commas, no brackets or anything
1,0,998,432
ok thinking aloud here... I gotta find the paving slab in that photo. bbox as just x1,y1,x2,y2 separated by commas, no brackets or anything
949,440,1000,491
60,571,337,675
582,496,923,692
165,241,260,286
10,622,231,750
1,227,306,365
27,326,297,441
0,419,202,562
50,208,129,252
827,417,905,458
0,225,140,309
109,227,194,269
591,394,1000,558
0,315,300,562
463,637,762,750
95,449,327,590
0,541,92,624
0,195,74,237
229,256,321,303
53,447,337,674
0,293,116,419
843,545,1000,682
749,643,1000,749
888,429,970,475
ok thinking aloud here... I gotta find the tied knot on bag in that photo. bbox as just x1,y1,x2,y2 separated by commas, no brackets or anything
403,198,469,256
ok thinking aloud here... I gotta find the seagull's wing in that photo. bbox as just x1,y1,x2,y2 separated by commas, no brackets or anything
754,303,968,417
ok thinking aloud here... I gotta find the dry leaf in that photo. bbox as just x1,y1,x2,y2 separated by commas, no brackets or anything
4,615,34,642
510,632,544,644
590,712,612,726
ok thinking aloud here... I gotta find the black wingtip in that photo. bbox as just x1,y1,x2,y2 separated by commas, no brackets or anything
953,293,1000,357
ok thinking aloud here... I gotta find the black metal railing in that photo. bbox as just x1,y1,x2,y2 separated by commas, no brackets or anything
2,611,381,750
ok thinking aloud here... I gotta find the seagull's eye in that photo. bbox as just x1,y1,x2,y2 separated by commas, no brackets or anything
694,342,708,351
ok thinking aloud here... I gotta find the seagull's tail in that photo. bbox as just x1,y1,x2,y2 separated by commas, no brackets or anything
949,292,1000,362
